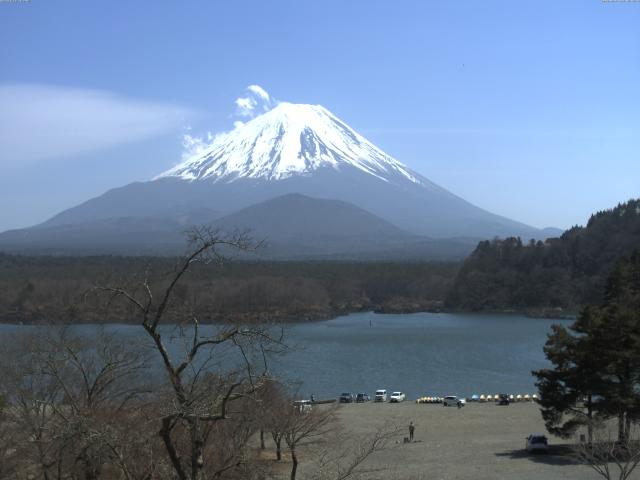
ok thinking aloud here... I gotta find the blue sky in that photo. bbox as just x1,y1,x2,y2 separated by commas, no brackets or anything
0,0,638,231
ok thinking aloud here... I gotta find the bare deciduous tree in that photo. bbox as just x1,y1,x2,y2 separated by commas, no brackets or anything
282,404,337,480
0,393,18,480
0,328,155,480
0,227,400,480
94,227,284,480
574,422,640,480
268,396,400,480
308,422,402,480
252,377,288,458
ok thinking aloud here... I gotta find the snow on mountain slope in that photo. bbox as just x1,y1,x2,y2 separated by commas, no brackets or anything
11,98,555,245
157,102,422,185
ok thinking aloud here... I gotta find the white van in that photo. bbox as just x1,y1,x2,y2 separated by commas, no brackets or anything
374,389,388,402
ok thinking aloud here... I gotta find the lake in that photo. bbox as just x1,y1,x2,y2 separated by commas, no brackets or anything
272,312,570,399
0,312,570,400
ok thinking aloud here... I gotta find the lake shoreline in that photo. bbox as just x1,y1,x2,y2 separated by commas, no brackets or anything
2,312,570,397
0,303,575,326
0,309,574,326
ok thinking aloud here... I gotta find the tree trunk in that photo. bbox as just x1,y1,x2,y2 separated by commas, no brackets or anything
587,395,593,444
260,429,265,449
80,456,99,480
190,420,205,480
625,413,631,444
160,418,188,480
290,448,298,480
272,432,282,461
618,412,626,443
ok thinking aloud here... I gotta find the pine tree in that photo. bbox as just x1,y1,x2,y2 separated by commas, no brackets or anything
533,251,640,442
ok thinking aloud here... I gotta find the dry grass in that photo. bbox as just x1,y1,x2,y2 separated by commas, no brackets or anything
264,401,612,480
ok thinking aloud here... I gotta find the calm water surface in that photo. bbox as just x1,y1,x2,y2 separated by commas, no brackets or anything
273,312,570,399
0,312,570,400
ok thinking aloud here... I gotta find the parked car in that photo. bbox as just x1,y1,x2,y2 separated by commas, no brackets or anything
525,434,549,453
498,393,510,406
374,389,388,402
443,395,466,407
389,391,406,403
355,393,370,402
339,392,355,403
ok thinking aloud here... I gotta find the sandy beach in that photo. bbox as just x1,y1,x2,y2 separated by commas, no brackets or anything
279,401,627,480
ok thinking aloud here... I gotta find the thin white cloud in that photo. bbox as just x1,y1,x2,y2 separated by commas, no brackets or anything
180,84,276,161
235,96,258,117
0,84,197,165
234,84,277,118
247,84,270,102
179,129,221,163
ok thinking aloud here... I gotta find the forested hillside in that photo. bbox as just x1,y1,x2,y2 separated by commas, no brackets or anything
4,199,639,323
446,199,640,313
0,255,457,323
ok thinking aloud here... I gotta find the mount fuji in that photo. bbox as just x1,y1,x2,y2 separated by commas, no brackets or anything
0,102,559,257
158,103,423,185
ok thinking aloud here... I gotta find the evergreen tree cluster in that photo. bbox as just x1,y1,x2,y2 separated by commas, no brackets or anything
447,198,640,312
533,251,640,442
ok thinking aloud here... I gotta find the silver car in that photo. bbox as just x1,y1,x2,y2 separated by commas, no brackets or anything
443,395,466,407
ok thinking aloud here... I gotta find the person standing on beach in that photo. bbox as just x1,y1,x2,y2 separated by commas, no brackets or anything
409,421,415,441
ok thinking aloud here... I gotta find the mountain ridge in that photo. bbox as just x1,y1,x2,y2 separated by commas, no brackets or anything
0,193,478,259
0,102,560,253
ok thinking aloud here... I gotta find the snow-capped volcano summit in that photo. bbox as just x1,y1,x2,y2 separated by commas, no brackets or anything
0,98,560,255
158,102,421,185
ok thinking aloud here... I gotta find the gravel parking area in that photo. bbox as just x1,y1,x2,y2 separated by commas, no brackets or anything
292,401,618,480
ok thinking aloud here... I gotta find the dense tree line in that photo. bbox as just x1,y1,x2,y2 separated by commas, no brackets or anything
3,198,639,323
446,198,640,314
0,254,457,324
